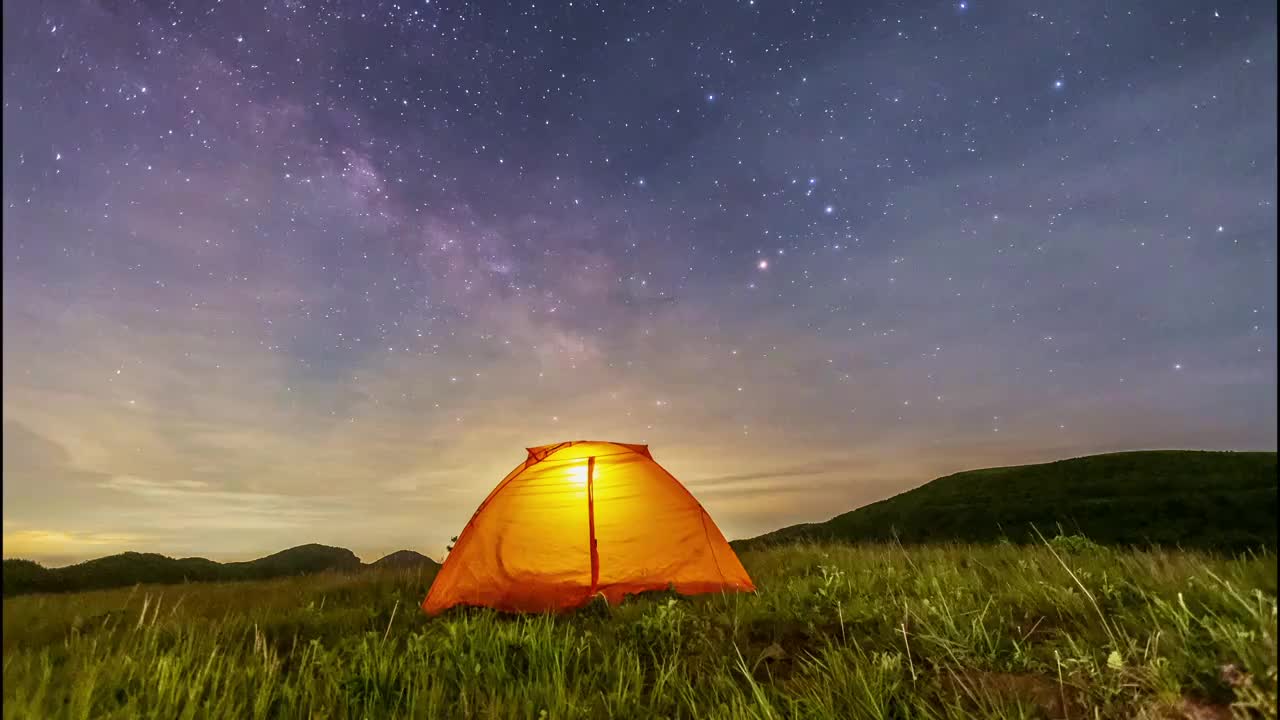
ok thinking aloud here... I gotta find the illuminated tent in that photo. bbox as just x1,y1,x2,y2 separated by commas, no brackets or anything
422,441,756,614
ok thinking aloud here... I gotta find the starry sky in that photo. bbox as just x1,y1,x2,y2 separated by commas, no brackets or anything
3,0,1276,567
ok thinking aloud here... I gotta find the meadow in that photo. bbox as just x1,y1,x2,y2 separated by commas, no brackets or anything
2,539,1275,719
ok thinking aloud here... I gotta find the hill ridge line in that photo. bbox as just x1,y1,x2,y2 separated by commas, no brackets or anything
731,449,1277,553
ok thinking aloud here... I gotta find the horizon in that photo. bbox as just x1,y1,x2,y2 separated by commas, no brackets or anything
8,445,1275,569
4,1,1276,569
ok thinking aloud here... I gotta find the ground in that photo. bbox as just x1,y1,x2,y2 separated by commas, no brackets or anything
2,541,1275,719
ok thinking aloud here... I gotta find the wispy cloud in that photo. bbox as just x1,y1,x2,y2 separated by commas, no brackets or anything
686,461,848,490
4,530,149,561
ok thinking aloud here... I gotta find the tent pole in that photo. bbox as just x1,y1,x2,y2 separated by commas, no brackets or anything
587,456,599,595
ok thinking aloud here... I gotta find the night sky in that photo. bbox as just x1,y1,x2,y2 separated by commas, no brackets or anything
3,1,1276,566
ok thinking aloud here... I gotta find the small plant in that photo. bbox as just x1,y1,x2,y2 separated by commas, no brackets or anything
577,592,612,619
812,563,847,611
1048,533,1105,555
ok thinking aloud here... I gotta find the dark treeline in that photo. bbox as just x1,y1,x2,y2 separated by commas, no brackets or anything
3,545,438,597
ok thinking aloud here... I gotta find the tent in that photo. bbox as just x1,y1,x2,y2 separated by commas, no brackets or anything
422,440,756,614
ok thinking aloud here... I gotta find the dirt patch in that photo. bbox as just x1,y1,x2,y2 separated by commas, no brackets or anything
1134,698,1234,720
940,672,1237,720
738,621,818,683
1168,698,1234,720
748,639,801,683
941,670,1087,719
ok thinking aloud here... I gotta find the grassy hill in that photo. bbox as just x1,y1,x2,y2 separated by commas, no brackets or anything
0,544,438,597
733,450,1278,554
370,550,441,570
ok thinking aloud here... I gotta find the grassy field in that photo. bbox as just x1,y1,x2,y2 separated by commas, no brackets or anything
2,540,1275,719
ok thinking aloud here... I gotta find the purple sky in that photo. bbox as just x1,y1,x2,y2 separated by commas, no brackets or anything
3,0,1275,566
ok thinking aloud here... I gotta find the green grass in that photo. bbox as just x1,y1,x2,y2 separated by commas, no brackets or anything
735,451,1279,554
2,541,1275,719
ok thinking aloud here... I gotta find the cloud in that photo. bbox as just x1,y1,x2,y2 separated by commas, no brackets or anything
4,529,148,558
96,474,351,533
685,461,848,490
100,476,211,493
1,420,128,529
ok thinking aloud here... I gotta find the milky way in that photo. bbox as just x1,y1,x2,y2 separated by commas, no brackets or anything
3,1,1276,565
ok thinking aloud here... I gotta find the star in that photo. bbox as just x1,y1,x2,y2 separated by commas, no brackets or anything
0,0,1270,573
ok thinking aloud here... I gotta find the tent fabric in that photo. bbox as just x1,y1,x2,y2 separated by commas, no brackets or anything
422,440,756,615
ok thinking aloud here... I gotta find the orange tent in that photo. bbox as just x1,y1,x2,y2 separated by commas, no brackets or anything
422,441,756,614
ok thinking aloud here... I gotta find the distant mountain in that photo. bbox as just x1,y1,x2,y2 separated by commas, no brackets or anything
228,544,362,579
732,450,1278,554
371,550,440,570
1,543,429,597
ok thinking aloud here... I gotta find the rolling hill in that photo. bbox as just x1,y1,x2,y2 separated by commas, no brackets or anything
370,550,441,570
732,450,1277,554
1,544,438,597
